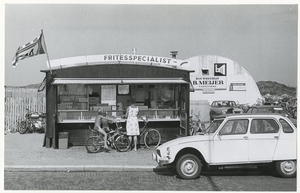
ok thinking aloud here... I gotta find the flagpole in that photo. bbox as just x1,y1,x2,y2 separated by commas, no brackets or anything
41,29,53,76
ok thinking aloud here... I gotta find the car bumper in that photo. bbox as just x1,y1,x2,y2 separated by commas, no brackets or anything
152,153,170,166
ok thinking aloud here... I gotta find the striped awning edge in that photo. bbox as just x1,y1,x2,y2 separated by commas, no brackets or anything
52,78,189,85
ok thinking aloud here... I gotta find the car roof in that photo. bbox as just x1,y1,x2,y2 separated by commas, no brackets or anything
214,113,286,120
212,100,235,102
248,105,283,108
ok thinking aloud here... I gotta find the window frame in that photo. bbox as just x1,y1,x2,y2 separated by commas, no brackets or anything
117,85,130,95
250,118,280,134
219,119,249,135
279,118,294,133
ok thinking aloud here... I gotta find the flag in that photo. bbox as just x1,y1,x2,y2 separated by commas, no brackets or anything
12,31,46,67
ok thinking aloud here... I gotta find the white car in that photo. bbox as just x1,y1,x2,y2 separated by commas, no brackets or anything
152,114,297,179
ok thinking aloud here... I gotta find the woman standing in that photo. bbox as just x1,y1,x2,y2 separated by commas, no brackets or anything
125,98,140,151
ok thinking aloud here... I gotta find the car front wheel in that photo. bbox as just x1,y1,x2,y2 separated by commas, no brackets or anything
275,160,297,178
176,154,202,179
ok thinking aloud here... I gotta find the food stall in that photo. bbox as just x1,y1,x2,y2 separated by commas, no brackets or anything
42,54,193,148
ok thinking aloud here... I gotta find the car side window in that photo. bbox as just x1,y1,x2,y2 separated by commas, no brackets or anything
219,119,248,135
234,120,249,134
279,119,294,133
250,119,279,134
220,120,234,135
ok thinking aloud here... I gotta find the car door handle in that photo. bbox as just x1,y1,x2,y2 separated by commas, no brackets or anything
274,136,279,139
243,136,248,140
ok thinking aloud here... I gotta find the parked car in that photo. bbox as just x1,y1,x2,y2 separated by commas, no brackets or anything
246,105,297,126
152,114,297,179
210,100,243,120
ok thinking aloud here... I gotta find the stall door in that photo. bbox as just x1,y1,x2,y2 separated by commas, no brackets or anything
180,112,188,135
179,85,189,135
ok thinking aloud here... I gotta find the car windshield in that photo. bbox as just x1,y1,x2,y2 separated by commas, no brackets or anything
205,120,224,134
213,101,236,107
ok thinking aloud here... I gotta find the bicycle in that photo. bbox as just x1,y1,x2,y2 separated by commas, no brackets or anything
85,121,130,153
19,108,46,134
122,116,161,149
189,114,205,135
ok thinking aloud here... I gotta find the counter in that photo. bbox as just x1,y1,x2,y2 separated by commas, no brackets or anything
57,109,180,123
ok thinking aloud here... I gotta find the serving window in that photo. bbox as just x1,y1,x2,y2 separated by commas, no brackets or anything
57,84,91,111
56,82,188,127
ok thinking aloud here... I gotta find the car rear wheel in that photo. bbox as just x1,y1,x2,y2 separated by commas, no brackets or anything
275,160,297,178
176,154,202,179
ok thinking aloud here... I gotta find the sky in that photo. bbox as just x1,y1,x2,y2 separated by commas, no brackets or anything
3,2,298,87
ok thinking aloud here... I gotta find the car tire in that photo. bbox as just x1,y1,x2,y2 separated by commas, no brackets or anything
275,160,297,178
176,154,202,179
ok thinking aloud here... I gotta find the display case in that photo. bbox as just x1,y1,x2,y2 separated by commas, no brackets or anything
57,109,180,123
57,85,90,111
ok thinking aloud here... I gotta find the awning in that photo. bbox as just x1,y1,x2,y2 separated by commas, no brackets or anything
122,78,188,84
52,78,189,85
52,78,122,85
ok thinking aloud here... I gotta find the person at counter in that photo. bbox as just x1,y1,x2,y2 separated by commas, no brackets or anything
135,85,148,104
125,98,140,151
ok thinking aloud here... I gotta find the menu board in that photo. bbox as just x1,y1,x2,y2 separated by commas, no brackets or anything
101,85,116,105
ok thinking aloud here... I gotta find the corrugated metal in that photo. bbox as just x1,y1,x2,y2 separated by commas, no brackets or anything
52,78,189,85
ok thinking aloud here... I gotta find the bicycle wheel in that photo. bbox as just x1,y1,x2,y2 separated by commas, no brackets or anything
85,136,103,153
18,121,28,134
144,129,161,149
114,135,130,152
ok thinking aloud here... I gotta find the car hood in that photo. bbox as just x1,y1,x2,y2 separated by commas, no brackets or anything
212,107,243,111
157,135,212,150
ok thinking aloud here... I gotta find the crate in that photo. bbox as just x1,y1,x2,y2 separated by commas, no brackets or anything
59,132,69,138
58,132,69,149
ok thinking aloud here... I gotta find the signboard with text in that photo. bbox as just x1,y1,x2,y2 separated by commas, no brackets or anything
229,83,246,91
202,88,215,94
191,63,227,90
48,54,187,69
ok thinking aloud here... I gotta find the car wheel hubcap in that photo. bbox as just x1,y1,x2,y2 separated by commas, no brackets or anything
281,161,296,174
181,159,198,176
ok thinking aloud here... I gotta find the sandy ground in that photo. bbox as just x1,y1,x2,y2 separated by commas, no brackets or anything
4,133,157,167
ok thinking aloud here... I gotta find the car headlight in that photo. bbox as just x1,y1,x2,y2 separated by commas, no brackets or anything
166,147,170,156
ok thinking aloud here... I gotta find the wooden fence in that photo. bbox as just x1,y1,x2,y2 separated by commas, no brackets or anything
5,87,46,132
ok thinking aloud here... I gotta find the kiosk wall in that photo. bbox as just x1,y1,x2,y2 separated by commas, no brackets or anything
42,63,192,148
